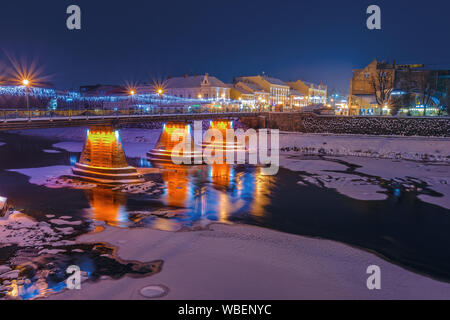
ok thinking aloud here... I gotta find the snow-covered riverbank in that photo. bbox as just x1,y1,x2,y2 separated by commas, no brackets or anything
279,132,450,163
47,223,450,300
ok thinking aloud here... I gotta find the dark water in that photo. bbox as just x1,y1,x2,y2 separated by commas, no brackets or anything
1,131,450,299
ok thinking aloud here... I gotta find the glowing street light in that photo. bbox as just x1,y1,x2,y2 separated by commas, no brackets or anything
22,79,31,119
128,89,136,112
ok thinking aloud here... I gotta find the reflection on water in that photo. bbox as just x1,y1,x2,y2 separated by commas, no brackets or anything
84,162,272,229
2,244,162,300
160,163,191,208
85,188,128,227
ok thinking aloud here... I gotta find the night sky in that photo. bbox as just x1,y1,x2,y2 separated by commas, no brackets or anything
0,0,449,93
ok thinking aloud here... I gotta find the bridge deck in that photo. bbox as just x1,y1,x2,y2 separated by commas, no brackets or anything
0,112,260,131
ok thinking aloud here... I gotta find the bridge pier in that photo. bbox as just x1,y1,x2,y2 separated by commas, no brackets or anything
72,126,144,184
147,121,202,164
201,120,247,154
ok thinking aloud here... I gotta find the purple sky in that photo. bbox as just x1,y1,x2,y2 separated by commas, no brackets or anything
0,0,449,93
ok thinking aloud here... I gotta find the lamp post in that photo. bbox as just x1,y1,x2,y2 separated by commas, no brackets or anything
129,89,136,115
156,89,163,115
22,79,30,119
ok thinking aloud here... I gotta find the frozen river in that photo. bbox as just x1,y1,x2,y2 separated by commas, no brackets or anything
1,129,450,299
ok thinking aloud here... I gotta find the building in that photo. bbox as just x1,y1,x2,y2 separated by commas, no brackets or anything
286,80,327,106
235,75,290,108
348,59,395,115
233,81,270,109
328,93,349,115
160,74,230,100
289,89,307,109
230,86,255,107
349,59,450,116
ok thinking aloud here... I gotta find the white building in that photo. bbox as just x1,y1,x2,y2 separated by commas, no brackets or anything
161,74,230,100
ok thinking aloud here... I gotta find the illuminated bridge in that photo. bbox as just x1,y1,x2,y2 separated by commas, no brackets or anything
0,85,263,130
0,110,261,131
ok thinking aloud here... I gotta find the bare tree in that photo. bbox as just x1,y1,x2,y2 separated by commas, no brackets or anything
390,69,415,116
440,87,450,116
371,69,394,112
416,72,436,116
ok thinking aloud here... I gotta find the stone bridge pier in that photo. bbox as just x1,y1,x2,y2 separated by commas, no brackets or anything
72,125,144,184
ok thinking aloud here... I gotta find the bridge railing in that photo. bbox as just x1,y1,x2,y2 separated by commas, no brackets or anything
0,107,261,122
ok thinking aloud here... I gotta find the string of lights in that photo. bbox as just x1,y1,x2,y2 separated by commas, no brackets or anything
0,85,236,105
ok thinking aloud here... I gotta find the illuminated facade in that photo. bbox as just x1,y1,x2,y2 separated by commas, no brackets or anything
233,81,270,110
72,126,144,184
289,89,307,109
348,59,394,115
235,75,289,108
230,87,255,107
348,59,449,116
286,80,327,106
156,74,230,100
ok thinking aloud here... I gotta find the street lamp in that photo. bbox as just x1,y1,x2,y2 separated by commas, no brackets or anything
129,89,136,114
22,79,31,119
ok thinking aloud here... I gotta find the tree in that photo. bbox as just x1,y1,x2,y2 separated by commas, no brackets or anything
390,69,415,116
440,87,450,116
416,71,436,116
390,92,412,116
371,69,394,113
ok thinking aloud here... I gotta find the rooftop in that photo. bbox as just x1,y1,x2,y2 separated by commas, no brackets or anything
261,76,288,86
165,74,228,89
